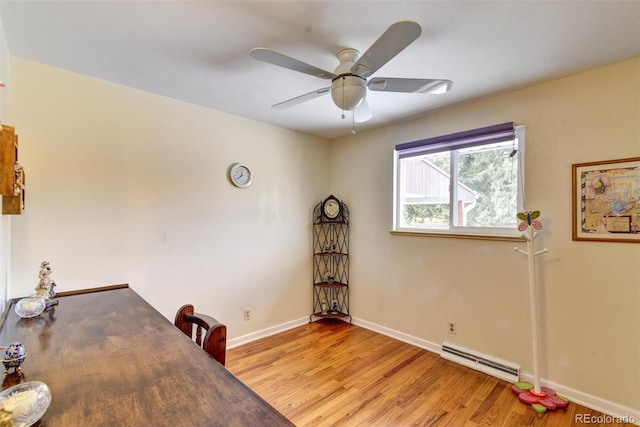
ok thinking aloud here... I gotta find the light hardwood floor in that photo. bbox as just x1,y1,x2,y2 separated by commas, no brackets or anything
226,319,634,426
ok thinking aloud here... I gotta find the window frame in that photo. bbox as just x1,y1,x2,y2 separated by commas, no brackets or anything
393,124,526,240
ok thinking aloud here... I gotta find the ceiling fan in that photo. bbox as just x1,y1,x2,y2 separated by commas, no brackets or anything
250,20,453,124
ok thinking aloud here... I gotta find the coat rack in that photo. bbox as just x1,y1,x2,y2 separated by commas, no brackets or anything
511,211,569,413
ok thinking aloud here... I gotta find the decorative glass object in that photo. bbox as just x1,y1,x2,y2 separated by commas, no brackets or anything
321,300,328,315
15,297,46,319
0,381,51,426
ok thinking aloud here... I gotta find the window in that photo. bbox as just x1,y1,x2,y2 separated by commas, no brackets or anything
393,122,525,237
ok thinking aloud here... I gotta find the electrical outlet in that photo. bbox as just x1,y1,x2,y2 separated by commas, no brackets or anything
448,321,456,335
244,308,251,321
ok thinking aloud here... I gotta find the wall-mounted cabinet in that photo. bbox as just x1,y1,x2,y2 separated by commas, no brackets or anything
310,195,351,323
1,124,25,215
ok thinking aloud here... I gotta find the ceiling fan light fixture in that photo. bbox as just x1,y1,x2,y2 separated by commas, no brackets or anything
331,75,366,111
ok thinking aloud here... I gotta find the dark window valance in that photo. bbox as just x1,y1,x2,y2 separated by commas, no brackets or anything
395,122,515,158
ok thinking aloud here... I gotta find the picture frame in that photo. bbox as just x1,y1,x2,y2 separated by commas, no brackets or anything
572,157,640,242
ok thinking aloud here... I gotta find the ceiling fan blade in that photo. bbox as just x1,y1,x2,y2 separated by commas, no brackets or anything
250,48,337,80
368,78,453,94
354,99,372,123
351,21,422,78
272,87,331,110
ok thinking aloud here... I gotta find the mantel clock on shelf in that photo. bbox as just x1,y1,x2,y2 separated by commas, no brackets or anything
310,195,351,323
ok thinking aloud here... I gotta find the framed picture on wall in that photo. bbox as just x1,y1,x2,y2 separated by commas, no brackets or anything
572,157,640,242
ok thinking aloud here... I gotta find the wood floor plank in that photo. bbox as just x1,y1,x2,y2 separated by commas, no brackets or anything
227,320,634,426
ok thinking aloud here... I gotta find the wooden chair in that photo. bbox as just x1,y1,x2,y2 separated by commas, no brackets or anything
174,304,227,366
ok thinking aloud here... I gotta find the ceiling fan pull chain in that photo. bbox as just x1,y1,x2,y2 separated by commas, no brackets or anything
351,110,356,134
341,76,346,119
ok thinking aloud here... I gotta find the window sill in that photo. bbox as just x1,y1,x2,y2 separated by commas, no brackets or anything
389,230,526,242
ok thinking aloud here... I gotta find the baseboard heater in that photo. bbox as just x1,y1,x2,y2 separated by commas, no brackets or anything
441,342,520,383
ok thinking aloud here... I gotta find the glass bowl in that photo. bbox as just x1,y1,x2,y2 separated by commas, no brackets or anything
14,297,46,319
0,381,51,426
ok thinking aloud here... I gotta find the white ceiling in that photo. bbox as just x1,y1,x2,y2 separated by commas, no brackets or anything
1,1,639,140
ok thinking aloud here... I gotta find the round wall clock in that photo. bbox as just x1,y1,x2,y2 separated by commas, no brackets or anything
322,195,341,219
229,163,252,188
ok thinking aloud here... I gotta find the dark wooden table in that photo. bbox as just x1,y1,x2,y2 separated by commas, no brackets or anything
0,285,294,426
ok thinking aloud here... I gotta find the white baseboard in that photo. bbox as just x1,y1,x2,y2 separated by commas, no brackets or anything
227,316,309,349
226,315,639,426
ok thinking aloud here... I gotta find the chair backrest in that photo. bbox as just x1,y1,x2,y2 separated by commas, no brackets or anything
174,304,227,366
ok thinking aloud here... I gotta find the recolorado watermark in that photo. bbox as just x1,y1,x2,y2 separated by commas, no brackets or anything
575,413,636,424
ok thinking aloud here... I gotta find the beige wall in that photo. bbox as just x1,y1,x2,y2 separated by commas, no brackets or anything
7,57,329,338
330,57,640,414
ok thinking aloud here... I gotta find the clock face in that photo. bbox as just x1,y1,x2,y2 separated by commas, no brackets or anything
230,163,252,188
323,198,340,219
